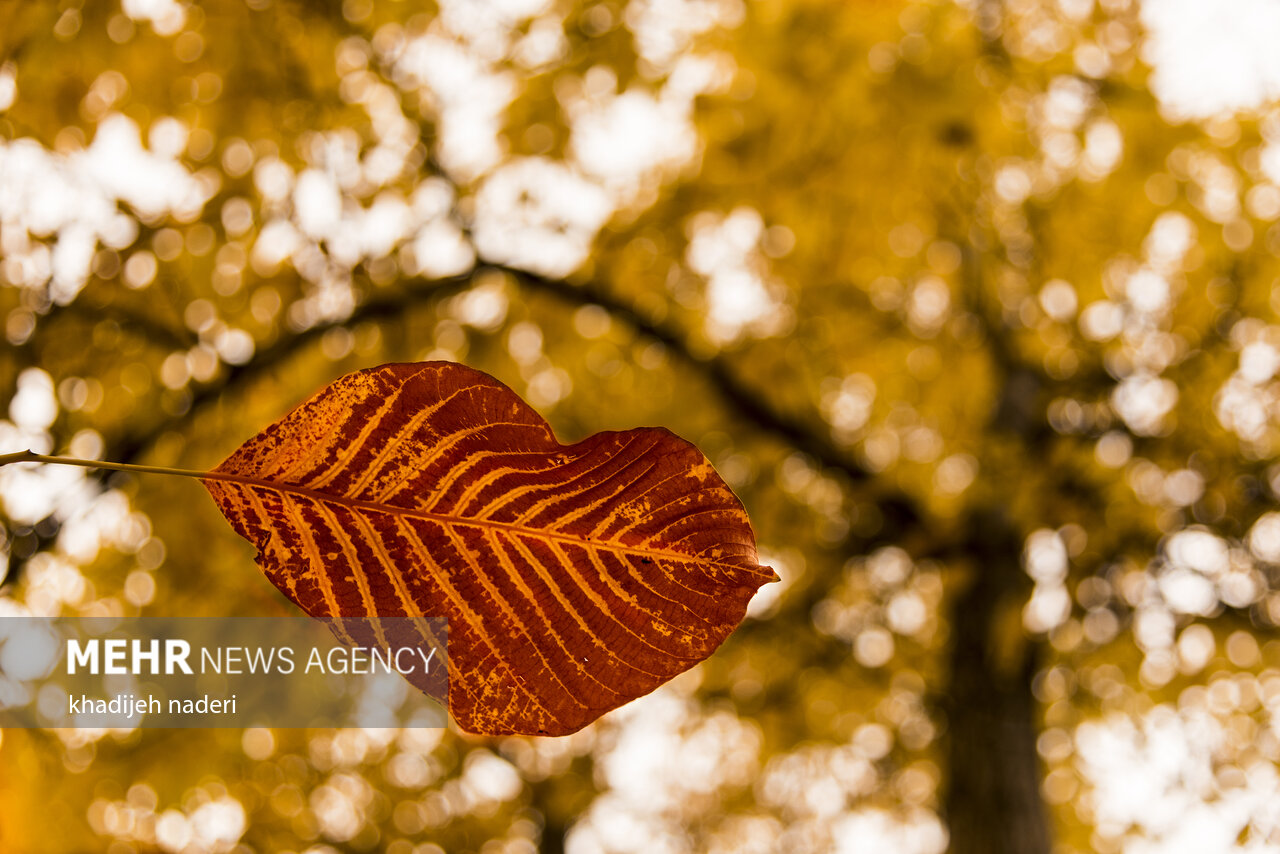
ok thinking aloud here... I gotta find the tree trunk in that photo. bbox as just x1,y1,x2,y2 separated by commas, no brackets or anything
941,509,1050,854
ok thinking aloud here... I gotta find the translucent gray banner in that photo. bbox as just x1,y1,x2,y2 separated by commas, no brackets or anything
0,617,448,728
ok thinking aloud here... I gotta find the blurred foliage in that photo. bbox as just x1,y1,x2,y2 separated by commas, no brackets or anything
2,0,1280,852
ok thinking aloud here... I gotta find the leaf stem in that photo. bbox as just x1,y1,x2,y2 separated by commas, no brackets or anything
0,450,212,481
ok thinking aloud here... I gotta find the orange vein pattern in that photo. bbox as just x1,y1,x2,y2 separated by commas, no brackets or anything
203,361,777,736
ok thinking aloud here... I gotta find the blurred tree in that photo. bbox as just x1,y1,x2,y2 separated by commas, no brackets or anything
2,0,1280,853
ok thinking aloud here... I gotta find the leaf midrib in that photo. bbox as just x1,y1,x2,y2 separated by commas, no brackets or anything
204,467,772,579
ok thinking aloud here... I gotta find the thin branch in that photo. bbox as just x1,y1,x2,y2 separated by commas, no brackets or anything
112,272,478,465
93,260,932,544
496,266,876,486
60,299,198,351
494,266,941,545
0,450,210,480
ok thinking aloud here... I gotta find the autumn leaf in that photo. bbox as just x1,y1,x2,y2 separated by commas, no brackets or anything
201,361,776,736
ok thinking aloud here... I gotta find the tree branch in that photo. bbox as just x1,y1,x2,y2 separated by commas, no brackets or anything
113,272,478,465
496,266,876,486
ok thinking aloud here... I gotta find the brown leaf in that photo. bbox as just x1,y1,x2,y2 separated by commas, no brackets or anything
202,361,775,735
